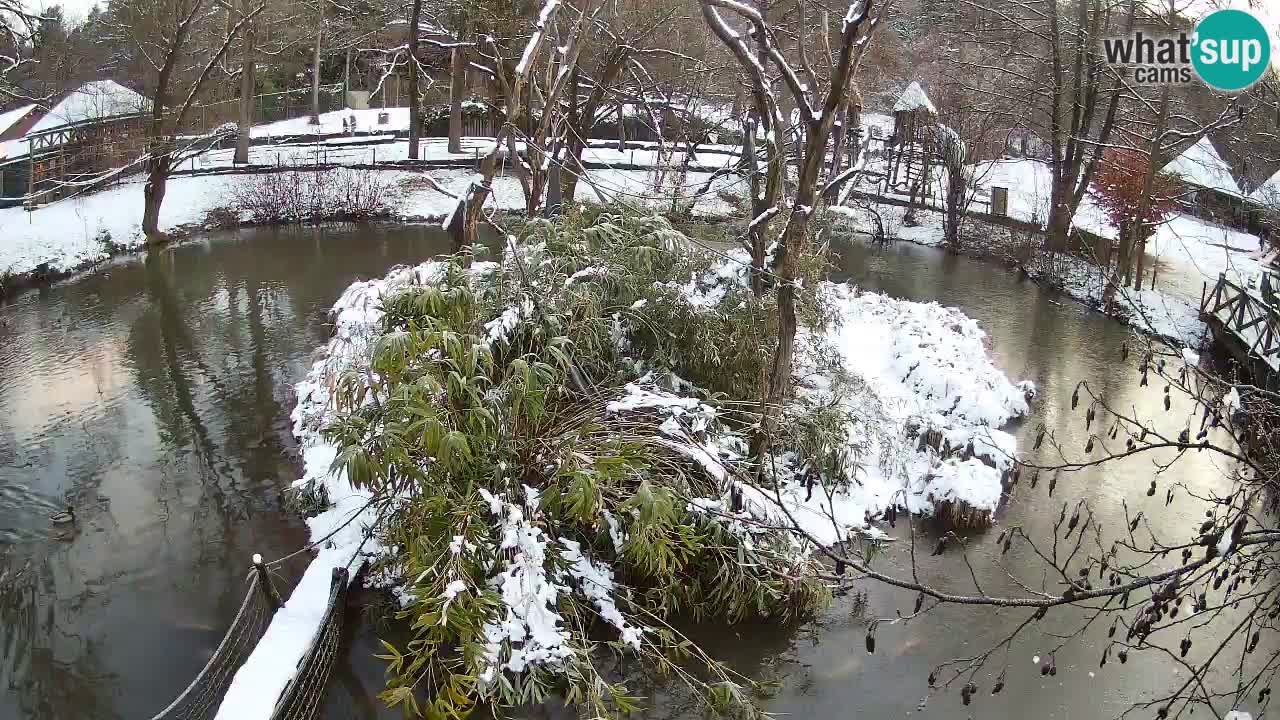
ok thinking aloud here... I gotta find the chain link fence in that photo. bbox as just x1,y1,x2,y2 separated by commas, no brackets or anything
184,85,347,134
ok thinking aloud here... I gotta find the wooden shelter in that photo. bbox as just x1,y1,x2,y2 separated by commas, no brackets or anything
0,81,151,203
883,81,940,200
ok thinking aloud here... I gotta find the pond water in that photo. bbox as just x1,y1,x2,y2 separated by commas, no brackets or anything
0,224,1254,720
0,224,459,720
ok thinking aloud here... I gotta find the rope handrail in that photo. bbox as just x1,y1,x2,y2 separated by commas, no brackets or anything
148,558,282,720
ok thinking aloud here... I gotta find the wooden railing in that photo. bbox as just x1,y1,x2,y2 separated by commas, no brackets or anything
1201,273,1280,364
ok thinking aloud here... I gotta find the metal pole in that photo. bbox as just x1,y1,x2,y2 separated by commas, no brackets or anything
253,553,283,608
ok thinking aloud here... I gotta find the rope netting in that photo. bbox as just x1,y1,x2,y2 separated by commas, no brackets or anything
268,567,350,720
149,569,276,720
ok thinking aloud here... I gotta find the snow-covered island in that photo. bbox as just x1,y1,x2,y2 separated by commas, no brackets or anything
213,213,1034,719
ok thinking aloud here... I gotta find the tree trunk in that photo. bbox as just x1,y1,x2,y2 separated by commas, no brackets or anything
1046,175,1074,253
561,68,583,202
407,0,422,159
234,0,256,164
142,144,171,241
309,0,323,125
448,44,464,153
344,48,350,101
828,97,847,178
749,207,809,462
616,102,626,151
1132,81,1171,291
743,114,770,296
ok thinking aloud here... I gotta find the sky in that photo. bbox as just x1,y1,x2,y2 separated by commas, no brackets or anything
24,0,101,24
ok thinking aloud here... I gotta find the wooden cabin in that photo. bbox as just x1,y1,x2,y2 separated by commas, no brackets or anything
1161,136,1251,231
0,81,150,204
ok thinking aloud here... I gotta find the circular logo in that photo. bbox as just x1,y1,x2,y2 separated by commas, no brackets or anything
1191,9,1272,92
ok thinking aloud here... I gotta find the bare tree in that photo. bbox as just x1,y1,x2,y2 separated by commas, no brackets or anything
447,0,594,249
407,0,423,158
234,0,257,164
950,0,1131,254
107,0,264,240
768,336,1280,718
0,0,40,103
308,0,325,124
447,24,465,154
700,0,884,463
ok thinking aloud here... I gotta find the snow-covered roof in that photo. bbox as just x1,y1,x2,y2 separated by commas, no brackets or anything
27,80,150,136
1163,136,1242,197
0,104,37,137
893,81,936,114
0,138,27,163
1249,168,1280,206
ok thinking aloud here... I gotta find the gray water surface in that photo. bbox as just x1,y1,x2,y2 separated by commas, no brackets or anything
0,225,1256,720
0,224,458,720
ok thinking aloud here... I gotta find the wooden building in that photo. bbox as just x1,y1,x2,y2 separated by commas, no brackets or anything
883,81,941,199
1161,136,1251,231
0,81,151,204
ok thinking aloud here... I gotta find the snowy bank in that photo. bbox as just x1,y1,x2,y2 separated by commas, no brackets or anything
746,284,1032,540
0,162,744,287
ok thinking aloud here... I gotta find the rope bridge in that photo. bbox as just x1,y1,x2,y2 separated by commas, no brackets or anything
269,567,350,720
147,559,349,720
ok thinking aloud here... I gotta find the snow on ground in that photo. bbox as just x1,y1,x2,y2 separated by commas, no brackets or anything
251,107,411,138
797,285,1029,525
0,160,745,280
829,203,946,246
835,155,1266,347
196,135,741,173
0,175,240,276
658,251,1033,547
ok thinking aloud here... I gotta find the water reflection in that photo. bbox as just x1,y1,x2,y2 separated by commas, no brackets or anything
0,224,458,720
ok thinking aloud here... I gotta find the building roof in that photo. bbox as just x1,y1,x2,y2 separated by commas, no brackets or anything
0,104,38,139
1163,136,1243,197
27,80,150,136
893,81,936,114
1252,167,1280,206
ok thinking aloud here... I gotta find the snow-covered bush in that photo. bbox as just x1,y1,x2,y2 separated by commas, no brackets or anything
230,167,393,224
301,209,1031,717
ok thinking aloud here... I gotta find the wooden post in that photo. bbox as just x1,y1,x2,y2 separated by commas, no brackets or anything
253,553,283,608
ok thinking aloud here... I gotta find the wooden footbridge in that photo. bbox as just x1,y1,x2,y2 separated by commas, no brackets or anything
1200,272,1280,387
